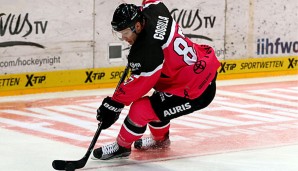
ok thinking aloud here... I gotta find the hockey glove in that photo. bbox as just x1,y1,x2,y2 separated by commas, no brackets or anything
96,96,124,129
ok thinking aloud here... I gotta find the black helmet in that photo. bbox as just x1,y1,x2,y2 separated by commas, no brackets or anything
111,3,142,31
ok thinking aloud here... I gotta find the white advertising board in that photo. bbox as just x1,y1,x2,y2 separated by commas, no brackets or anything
1,0,297,74
225,0,298,59
253,0,298,58
0,0,94,74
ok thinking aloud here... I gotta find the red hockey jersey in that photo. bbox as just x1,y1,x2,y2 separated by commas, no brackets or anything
112,0,220,106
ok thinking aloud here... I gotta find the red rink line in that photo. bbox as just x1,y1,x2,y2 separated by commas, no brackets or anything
0,80,297,162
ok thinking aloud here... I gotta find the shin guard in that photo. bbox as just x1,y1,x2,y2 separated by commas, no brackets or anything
117,117,147,148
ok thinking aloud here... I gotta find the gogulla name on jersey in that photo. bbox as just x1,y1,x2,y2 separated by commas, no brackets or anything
153,16,169,40
164,102,191,117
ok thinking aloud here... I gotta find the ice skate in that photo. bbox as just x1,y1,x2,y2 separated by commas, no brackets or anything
92,142,131,160
134,132,171,150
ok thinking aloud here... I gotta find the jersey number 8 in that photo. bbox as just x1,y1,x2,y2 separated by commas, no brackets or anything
173,27,198,65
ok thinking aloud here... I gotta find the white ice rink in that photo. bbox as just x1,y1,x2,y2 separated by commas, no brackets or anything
0,75,297,171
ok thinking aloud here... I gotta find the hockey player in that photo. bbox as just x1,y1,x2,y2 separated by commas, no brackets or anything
92,0,220,160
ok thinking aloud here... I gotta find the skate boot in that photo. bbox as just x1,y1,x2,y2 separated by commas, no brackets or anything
92,142,131,160
134,132,171,150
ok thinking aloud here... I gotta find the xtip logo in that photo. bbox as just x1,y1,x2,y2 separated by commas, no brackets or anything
288,58,298,69
219,62,237,73
85,71,105,83
25,74,46,87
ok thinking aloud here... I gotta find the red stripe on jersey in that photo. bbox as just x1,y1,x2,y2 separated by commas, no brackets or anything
142,0,161,6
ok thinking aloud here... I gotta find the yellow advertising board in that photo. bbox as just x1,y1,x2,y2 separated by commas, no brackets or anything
0,57,297,96
218,57,297,79
0,67,128,96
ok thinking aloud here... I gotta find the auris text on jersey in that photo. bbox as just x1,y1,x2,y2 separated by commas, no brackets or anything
153,16,169,40
164,102,191,117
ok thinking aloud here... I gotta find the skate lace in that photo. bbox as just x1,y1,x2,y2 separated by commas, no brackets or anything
102,142,119,155
142,137,156,147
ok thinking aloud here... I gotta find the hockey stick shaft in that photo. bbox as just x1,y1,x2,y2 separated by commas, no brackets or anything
52,64,130,171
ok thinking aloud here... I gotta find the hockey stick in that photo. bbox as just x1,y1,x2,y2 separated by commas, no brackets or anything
52,64,130,171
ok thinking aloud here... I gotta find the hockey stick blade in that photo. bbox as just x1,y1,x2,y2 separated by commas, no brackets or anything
52,159,85,170
52,122,102,170
52,160,67,170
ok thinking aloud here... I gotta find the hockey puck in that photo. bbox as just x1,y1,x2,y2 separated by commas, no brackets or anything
65,163,76,171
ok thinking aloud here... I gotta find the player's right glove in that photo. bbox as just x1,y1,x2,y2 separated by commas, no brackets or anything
96,97,124,129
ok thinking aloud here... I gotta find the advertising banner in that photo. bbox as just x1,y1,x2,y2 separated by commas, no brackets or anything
0,0,94,74
225,0,298,59
0,66,128,95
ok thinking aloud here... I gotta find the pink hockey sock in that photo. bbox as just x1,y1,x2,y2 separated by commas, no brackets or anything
149,121,170,141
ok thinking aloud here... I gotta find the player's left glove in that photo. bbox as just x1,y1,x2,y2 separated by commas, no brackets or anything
96,97,124,129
